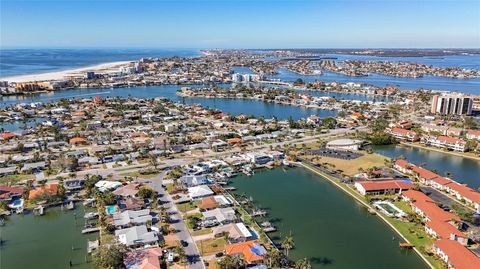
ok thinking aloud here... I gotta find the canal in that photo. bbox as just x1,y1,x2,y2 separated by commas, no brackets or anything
373,145,480,190
0,204,97,269
231,167,427,269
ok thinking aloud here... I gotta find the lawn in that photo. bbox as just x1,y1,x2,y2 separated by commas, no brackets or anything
177,201,200,213
0,174,35,184
191,228,213,236
165,183,175,194
196,238,227,256
306,152,389,176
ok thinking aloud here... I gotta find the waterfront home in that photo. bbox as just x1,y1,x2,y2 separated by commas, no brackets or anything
0,186,24,201
124,247,163,269
113,209,152,228
246,152,272,167
213,222,252,243
188,185,214,200
115,225,158,247
28,183,59,200
223,240,266,265
202,207,236,226
199,195,232,210
432,239,480,269
179,175,209,187
354,180,413,196
385,127,419,142
64,178,85,191
421,135,467,152
119,197,145,211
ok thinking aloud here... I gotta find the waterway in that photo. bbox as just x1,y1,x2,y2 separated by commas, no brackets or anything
373,145,480,190
231,167,427,269
0,204,98,269
272,68,480,94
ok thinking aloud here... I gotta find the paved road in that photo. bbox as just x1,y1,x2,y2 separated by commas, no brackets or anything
421,186,472,212
140,172,205,269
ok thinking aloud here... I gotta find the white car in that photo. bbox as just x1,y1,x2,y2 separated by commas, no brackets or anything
167,251,174,262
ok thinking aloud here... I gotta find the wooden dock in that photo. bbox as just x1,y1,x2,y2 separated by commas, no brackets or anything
399,243,414,248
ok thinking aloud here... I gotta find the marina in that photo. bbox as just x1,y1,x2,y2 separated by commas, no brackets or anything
0,203,98,269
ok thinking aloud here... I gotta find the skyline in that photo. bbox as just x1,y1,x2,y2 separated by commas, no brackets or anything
1,0,479,49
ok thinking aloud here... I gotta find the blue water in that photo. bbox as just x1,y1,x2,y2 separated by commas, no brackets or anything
1,49,479,94
0,84,339,120
272,68,480,94
0,48,200,77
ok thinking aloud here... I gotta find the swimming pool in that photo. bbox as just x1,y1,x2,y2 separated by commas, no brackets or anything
105,205,117,215
8,199,24,209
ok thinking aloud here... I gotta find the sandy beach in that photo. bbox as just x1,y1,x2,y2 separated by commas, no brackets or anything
1,61,132,83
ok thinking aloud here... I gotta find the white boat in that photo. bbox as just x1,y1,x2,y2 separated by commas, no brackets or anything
66,201,75,210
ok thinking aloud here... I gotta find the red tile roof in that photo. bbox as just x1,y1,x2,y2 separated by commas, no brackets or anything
412,198,460,223
357,180,413,192
402,190,434,203
437,136,466,145
434,239,480,269
425,220,465,239
224,240,264,264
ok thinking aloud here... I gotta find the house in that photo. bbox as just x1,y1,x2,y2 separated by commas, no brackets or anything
113,183,141,197
385,127,419,142
115,225,158,247
124,247,163,269
224,240,266,264
95,180,122,192
199,195,232,210
202,207,236,226
432,239,480,269
179,175,209,187
0,166,17,176
213,223,252,243
188,185,214,200
466,129,480,140
64,178,85,191
0,186,24,201
119,197,145,211
246,152,272,167
113,209,152,228
20,161,46,173
28,183,59,200
354,180,413,196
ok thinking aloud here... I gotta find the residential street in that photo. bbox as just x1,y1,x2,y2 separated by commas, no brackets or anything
140,172,205,269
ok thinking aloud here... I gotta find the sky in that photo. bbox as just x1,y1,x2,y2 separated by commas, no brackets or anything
1,0,479,49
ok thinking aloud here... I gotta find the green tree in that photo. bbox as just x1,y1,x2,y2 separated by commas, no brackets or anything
281,235,295,257
92,244,126,269
295,258,312,269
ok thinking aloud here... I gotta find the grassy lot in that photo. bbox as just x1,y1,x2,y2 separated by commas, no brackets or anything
119,171,159,179
177,201,201,213
196,238,227,256
0,174,35,184
191,228,213,236
306,152,389,176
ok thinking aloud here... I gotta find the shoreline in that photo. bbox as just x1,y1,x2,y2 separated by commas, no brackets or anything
1,60,132,83
299,162,436,269
399,142,480,162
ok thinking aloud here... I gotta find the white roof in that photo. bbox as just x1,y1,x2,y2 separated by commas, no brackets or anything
95,180,122,192
188,185,214,199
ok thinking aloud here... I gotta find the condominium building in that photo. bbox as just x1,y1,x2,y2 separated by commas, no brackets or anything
431,94,473,115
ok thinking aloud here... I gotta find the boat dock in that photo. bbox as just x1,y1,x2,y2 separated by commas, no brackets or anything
87,240,99,253
81,227,100,234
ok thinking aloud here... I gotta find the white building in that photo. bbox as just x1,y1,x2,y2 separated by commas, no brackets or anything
431,94,473,115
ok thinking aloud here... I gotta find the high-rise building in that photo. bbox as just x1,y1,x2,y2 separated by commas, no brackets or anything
431,94,473,115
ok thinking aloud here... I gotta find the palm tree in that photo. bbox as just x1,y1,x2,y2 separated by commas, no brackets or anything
281,235,295,257
265,248,282,268
295,258,311,269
